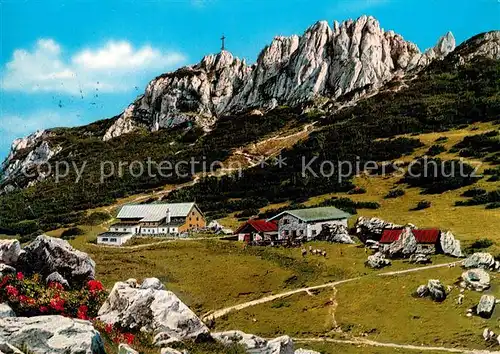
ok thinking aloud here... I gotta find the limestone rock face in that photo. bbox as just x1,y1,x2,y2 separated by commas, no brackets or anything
0,240,21,266
454,31,500,62
477,295,496,318
18,235,96,288
462,253,495,270
103,16,456,141
0,130,61,192
365,252,391,269
212,331,295,354
461,268,491,291
0,315,105,354
0,303,15,318
439,231,464,258
98,279,209,343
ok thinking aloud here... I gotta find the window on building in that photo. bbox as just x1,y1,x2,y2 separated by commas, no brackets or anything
102,238,109,242
299,230,303,235
312,230,317,235
110,238,117,242
283,219,289,224
285,230,289,236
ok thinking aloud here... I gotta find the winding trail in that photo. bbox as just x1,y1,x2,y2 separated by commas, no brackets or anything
293,337,493,354
201,261,456,321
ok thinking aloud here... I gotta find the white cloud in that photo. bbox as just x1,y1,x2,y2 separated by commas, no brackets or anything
1,39,186,94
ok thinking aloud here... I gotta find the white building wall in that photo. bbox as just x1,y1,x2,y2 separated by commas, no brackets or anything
97,234,134,246
110,225,139,234
306,219,348,240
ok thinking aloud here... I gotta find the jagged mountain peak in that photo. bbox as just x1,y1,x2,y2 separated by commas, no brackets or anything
100,15,458,143
3,18,499,192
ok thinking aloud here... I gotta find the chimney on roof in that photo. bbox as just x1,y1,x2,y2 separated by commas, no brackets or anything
166,208,171,224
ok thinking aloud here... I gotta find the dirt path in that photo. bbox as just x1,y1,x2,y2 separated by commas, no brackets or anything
88,236,225,250
294,337,492,353
201,261,456,321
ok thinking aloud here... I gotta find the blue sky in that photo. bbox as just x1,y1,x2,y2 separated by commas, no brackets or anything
0,0,498,161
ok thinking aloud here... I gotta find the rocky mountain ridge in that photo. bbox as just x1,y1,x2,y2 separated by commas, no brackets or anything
103,15,456,140
1,17,499,193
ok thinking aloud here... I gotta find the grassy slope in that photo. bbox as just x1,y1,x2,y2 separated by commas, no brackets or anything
215,266,500,351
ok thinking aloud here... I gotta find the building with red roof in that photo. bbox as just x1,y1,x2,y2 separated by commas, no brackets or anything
235,219,278,243
380,227,442,255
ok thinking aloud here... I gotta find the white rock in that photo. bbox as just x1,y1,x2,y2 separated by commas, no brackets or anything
212,331,295,354
477,295,496,318
46,271,70,289
0,315,105,354
0,303,15,318
439,231,464,258
365,252,391,269
98,279,208,342
18,235,95,288
427,279,447,302
0,240,21,266
462,253,495,270
101,16,456,141
295,350,321,354
461,269,491,292
140,277,166,290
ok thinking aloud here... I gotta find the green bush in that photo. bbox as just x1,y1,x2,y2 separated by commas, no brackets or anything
425,144,446,156
61,227,85,240
412,200,431,211
470,238,493,249
384,189,405,199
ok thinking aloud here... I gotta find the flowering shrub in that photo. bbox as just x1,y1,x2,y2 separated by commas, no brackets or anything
0,273,107,319
94,320,135,345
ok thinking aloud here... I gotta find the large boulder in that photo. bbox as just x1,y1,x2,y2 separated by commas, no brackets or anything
477,295,496,318
355,217,403,242
365,252,391,269
462,253,495,270
98,278,209,344
318,224,355,244
212,331,294,354
461,268,491,291
439,231,464,258
427,279,447,302
17,235,95,288
388,227,417,258
0,240,21,266
0,303,15,318
0,315,105,354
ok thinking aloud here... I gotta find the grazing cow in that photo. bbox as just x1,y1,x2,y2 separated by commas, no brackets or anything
309,245,313,253
322,251,327,257
301,248,307,257
457,294,464,305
